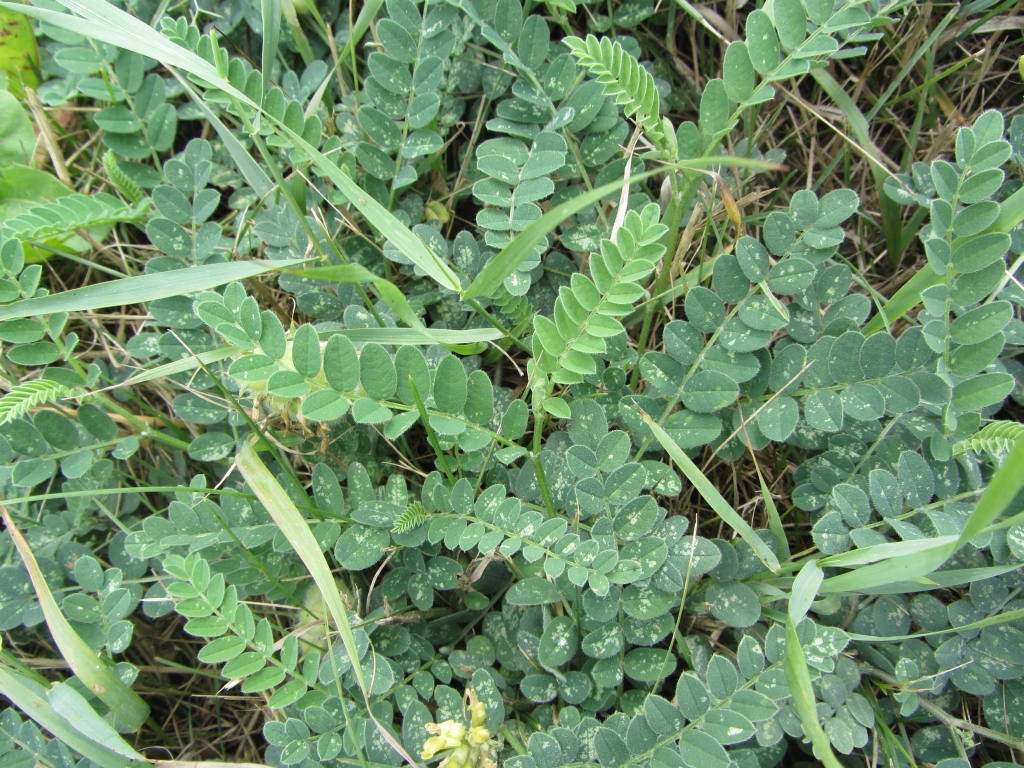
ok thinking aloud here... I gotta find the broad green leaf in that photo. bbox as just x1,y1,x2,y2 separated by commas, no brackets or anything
0,92,35,166
506,577,562,605
723,41,754,102
745,10,780,74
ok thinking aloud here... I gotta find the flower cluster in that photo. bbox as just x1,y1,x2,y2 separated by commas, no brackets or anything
420,689,496,768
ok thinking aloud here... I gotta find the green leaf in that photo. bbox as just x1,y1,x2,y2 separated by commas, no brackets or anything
949,301,1012,345
699,78,729,135
539,616,578,668
681,371,738,412
302,390,350,422
0,92,35,167
198,635,247,664
951,232,1010,273
745,10,780,74
723,41,754,102
359,342,397,401
756,397,799,441
774,0,807,50
641,412,780,572
505,577,562,605
594,727,630,767
678,730,731,768
187,432,234,462
323,334,360,392
290,324,322,378
953,373,1014,410
707,580,761,627
434,355,468,414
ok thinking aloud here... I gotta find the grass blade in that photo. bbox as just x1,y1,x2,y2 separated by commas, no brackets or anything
115,346,242,389
173,74,274,198
260,0,280,96
269,122,463,293
784,621,845,768
861,264,941,336
49,682,147,760
956,436,1024,546
753,459,789,558
0,504,150,731
463,156,780,301
819,540,953,594
789,561,823,625
640,410,780,572
0,665,144,767
0,260,299,321
809,69,904,270
15,0,222,84
234,443,422,768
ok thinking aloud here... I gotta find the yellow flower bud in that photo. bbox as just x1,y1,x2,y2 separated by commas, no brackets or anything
440,721,466,743
439,744,470,768
468,726,491,746
421,735,447,760
468,689,487,727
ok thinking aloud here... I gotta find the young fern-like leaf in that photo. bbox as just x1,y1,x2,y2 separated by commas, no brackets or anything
564,35,663,142
953,420,1024,461
2,193,148,245
0,380,72,426
102,150,144,205
392,501,429,534
533,204,666,385
491,283,533,331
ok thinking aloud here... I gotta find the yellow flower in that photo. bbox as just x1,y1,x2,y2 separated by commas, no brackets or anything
421,689,498,767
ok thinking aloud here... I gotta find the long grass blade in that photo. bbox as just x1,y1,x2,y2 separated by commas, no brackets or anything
784,621,845,768
789,561,823,625
463,156,780,301
819,540,953,594
956,436,1024,546
269,122,463,293
640,410,780,572
173,74,274,198
115,346,242,389
234,443,422,767
49,682,147,760
0,260,299,321
809,69,904,270
0,665,144,767
260,0,280,95
0,504,150,731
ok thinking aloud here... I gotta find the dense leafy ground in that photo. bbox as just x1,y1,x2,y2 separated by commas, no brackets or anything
0,0,1021,767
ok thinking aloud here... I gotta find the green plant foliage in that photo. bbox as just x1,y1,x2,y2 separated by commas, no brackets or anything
0,1,1020,768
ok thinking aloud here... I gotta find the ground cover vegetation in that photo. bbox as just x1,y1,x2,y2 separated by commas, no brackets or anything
0,0,1020,766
